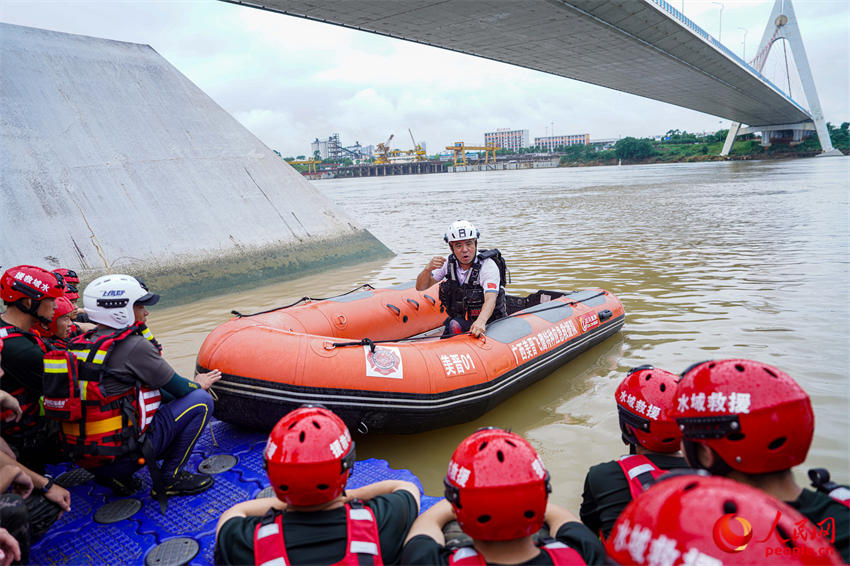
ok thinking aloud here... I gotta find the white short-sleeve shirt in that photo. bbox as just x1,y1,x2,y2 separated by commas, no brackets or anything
431,255,501,293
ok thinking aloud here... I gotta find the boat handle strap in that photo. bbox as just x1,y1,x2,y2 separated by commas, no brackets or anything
329,338,378,352
406,298,419,310
385,303,401,316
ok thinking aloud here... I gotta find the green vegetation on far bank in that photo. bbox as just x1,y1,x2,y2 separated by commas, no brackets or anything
558,122,849,166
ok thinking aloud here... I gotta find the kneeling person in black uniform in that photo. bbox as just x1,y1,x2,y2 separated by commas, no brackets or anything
416,220,507,338
402,427,604,566
580,365,687,539
0,265,66,474
215,406,420,565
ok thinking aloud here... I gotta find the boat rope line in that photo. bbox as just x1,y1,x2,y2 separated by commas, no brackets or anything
230,284,376,318
327,291,609,350
211,316,625,411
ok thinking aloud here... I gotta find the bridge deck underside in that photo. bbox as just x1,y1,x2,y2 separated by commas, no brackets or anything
233,0,810,127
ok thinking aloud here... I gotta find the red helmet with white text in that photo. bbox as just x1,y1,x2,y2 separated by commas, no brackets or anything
263,406,354,506
616,365,682,453
672,359,813,475
605,474,840,565
1,265,65,304
444,427,550,541
1,265,65,324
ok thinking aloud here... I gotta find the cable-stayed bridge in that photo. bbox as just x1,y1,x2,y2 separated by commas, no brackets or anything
224,0,838,155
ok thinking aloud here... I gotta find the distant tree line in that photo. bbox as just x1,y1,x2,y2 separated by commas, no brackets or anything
557,122,848,166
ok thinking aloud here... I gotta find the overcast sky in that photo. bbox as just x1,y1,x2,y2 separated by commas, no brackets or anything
2,0,848,157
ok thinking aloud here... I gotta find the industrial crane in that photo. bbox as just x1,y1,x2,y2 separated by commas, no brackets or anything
408,129,428,162
374,134,394,164
445,142,500,166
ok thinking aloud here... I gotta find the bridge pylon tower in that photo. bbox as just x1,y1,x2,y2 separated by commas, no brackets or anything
721,0,841,157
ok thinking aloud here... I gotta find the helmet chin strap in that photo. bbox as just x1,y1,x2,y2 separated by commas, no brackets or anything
682,439,733,476
16,298,52,326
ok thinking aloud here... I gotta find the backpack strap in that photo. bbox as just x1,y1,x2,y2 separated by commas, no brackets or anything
344,500,383,566
254,507,289,566
537,536,587,565
448,545,486,566
616,454,666,499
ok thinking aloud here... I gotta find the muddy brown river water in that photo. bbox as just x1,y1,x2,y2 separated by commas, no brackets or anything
151,157,849,512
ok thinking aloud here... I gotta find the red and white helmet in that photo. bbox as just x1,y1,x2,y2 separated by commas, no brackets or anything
43,296,76,338
264,406,355,506
444,220,480,243
673,359,813,475
616,365,682,453
444,428,550,541
1,265,65,324
606,474,840,565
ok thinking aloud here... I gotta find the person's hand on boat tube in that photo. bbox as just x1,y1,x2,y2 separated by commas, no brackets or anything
469,293,497,339
469,319,487,339
194,369,222,390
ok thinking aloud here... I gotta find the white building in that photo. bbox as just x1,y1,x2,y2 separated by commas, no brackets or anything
484,128,529,151
533,133,589,151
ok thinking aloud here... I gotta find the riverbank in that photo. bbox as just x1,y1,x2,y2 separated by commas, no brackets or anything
559,124,849,166
561,147,840,167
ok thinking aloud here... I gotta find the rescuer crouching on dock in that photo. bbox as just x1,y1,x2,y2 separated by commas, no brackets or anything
52,274,221,498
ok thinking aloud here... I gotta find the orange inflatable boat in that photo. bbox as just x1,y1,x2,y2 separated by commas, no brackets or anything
196,283,625,433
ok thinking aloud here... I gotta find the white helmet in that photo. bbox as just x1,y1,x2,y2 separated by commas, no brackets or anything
83,274,159,329
444,220,480,243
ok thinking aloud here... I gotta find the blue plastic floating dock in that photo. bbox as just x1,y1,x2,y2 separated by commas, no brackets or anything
33,419,440,565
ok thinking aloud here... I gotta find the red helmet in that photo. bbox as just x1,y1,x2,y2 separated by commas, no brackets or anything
616,365,682,453
54,269,80,301
43,296,76,338
1,265,65,303
53,268,79,285
606,474,840,565
1,266,65,325
673,360,813,475
444,428,550,541
263,406,354,506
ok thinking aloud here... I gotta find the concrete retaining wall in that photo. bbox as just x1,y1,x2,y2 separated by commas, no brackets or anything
0,23,391,303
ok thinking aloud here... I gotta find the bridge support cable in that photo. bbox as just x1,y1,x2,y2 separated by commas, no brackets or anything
721,0,841,156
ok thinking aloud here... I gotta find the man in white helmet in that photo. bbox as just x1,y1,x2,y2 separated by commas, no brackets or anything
416,220,507,338
61,274,222,498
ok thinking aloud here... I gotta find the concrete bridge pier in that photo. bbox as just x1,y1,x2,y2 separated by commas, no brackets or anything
721,0,841,157
0,24,392,304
